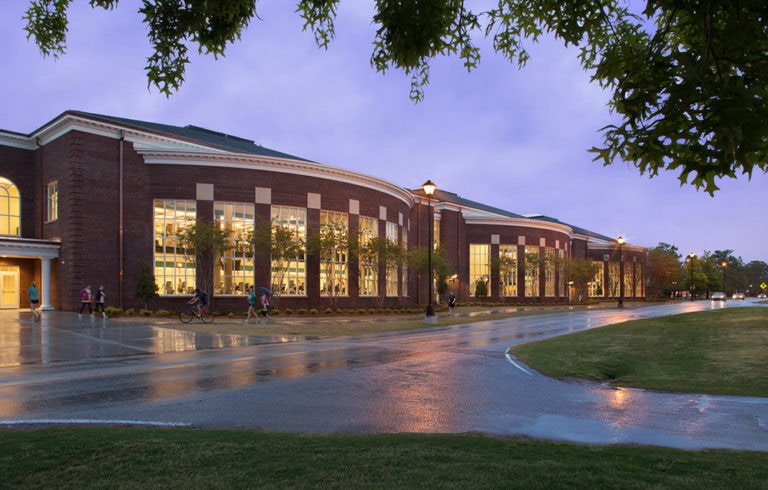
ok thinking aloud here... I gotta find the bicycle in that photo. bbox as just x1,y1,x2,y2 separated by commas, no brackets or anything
179,304,215,324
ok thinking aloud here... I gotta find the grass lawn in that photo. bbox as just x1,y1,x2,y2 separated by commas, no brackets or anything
510,307,768,397
2,428,767,488
3,304,767,487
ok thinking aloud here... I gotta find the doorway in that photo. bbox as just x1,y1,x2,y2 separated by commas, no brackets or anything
0,266,20,309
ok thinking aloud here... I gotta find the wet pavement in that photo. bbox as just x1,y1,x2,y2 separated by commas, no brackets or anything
1,301,767,451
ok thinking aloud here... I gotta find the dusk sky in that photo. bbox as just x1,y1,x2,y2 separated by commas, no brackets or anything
2,1,766,263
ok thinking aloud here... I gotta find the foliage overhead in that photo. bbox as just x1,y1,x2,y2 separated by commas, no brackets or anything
23,0,768,192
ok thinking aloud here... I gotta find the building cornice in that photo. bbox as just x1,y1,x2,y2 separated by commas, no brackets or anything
0,238,60,259
31,114,417,207
0,131,36,150
463,215,573,235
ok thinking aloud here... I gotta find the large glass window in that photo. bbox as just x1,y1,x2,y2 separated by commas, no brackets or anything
320,210,349,296
499,245,517,297
544,248,556,297
386,221,399,296
0,178,21,236
359,216,378,296
271,206,306,296
589,260,603,297
214,202,255,295
524,245,540,297
400,226,408,297
469,244,490,297
608,261,621,298
47,181,58,222
154,200,196,295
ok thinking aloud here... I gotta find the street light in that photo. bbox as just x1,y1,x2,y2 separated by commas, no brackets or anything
688,252,696,301
617,235,625,307
721,260,728,294
422,180,436,324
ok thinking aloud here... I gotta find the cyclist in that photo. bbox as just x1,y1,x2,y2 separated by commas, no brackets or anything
188,288,208,317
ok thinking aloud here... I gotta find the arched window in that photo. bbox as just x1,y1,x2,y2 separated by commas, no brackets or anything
0,177,21,236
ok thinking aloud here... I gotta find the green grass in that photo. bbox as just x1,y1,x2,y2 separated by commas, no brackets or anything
2,427,767,489
510,307,768,397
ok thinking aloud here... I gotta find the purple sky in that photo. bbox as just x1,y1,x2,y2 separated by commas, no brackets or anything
2,1,766,263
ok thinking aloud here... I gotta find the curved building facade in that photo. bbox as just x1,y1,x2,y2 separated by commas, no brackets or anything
0,111,645,312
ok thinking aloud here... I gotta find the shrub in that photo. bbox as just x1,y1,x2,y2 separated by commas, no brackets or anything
357,308,367,314
369,308,377,314
324,307,334,314
141,309,152,316
297,308,308,315
105,306,122,315
283,308,293,315
156,309,171,316
336,308,344,314
125,308,135,315
309,308,318,315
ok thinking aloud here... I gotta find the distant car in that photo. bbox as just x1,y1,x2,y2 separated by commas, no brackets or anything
711,292,727,301
758,293,767,299
732,292,746,301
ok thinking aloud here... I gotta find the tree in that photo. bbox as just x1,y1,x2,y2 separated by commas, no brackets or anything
308,218,353,307
177,219,232,304
23,1,768,192
646,243,682,299
409,245,453,303
562,257,600,302
359,236,406,307
134,263,159,310
248,217,306,308
491,251,517,298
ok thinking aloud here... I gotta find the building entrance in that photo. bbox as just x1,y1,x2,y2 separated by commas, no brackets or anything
0,266,20,309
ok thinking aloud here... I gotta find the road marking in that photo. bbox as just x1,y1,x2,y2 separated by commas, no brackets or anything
505,353,533,375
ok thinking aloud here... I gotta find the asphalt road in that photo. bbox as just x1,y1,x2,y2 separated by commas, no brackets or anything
1,300,767,451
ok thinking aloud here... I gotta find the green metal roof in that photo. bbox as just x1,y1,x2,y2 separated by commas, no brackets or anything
69,110,315,162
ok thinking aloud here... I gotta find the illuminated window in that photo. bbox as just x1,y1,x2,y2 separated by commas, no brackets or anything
469,243,490,297
0,177,21,236
386,221,398,296
319,210,349,297
589,260,603,297
214,202,255,295
358,216,378,296
499,245,517,297
47,181,58,222
524,245,540,297
544,248,556,297
271,206,306,296
400,226,408,297
154,200,196,295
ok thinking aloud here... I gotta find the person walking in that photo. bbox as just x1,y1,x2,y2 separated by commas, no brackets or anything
94,285,107,319
244,285,256,323
259,291,271,325
448,291,456,316
79,285,94,317
28,281,40,321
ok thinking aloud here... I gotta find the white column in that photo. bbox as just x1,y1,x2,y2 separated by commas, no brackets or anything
40,257,55,310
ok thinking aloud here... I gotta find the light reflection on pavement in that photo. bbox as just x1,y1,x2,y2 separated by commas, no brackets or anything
0,300,766,451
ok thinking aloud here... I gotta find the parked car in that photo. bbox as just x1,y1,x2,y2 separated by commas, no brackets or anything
711,292,727,301
732,292,746,301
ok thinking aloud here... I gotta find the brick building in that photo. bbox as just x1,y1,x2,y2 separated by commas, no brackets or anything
0,111,645,312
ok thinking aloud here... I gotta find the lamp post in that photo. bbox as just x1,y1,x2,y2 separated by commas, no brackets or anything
422,180,436,324
721,260,727,294
688,252,696,301
617,236,625,307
